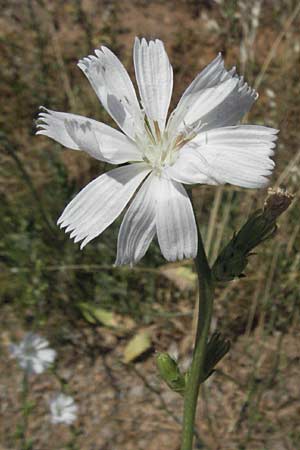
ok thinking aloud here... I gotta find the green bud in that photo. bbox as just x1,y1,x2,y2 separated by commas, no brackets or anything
212,188,293,282
156,353,186,395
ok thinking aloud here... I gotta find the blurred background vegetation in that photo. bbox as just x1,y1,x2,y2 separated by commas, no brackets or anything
1,1,300,449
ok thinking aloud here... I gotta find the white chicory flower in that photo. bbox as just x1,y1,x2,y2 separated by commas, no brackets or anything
49,393,78,425
37,37,278,264
10,333,56,375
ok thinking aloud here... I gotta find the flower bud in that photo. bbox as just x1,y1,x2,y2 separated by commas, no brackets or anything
212,188,293,282
156,353,186,395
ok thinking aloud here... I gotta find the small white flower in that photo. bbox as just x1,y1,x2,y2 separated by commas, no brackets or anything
10,333,56,375
37,37,278,265
50,393,78,425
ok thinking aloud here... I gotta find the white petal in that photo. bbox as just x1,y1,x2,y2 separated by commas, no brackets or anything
167,54,257,135
115,174,157,265
58,163,150,248
31,358,45,374
134,38,173,132
78,47,144,139
63,413,77,425
30,335,49,350
167,125,278,188
37,348,57,364
197,76,258,131
36,108,142,164
66,405,78,415
17,358,28,370
167,53,227,133
165,146,219,186
156,176,197,261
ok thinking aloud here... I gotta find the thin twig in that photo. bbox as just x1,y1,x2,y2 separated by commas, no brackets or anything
254,2,300,90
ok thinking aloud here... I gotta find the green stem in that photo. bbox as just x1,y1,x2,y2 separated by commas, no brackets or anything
180,194,214,450
66,425,80,450
19,372,29,450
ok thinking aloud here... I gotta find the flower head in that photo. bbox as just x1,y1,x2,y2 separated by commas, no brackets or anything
37,37,278,265
212,188,293,282
10,333,56,375
49,393,78,425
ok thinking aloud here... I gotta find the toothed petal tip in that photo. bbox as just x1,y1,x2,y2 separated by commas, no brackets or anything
66,225,76,234
35,129,46,136
80,239,88,250
37,113,50,120
72,234,81,244
57,219,67,229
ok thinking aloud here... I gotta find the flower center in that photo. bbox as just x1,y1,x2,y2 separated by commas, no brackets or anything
136,127,175,175
24,344,37,358
136,117,204,176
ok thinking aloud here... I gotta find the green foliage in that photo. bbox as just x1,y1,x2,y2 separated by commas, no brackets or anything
0,177,164,326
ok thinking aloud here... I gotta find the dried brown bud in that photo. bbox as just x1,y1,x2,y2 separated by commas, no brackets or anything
264,188,294,220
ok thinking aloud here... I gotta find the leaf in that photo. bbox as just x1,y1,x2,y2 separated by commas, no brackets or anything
123,331,152,363
77,302,118,328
